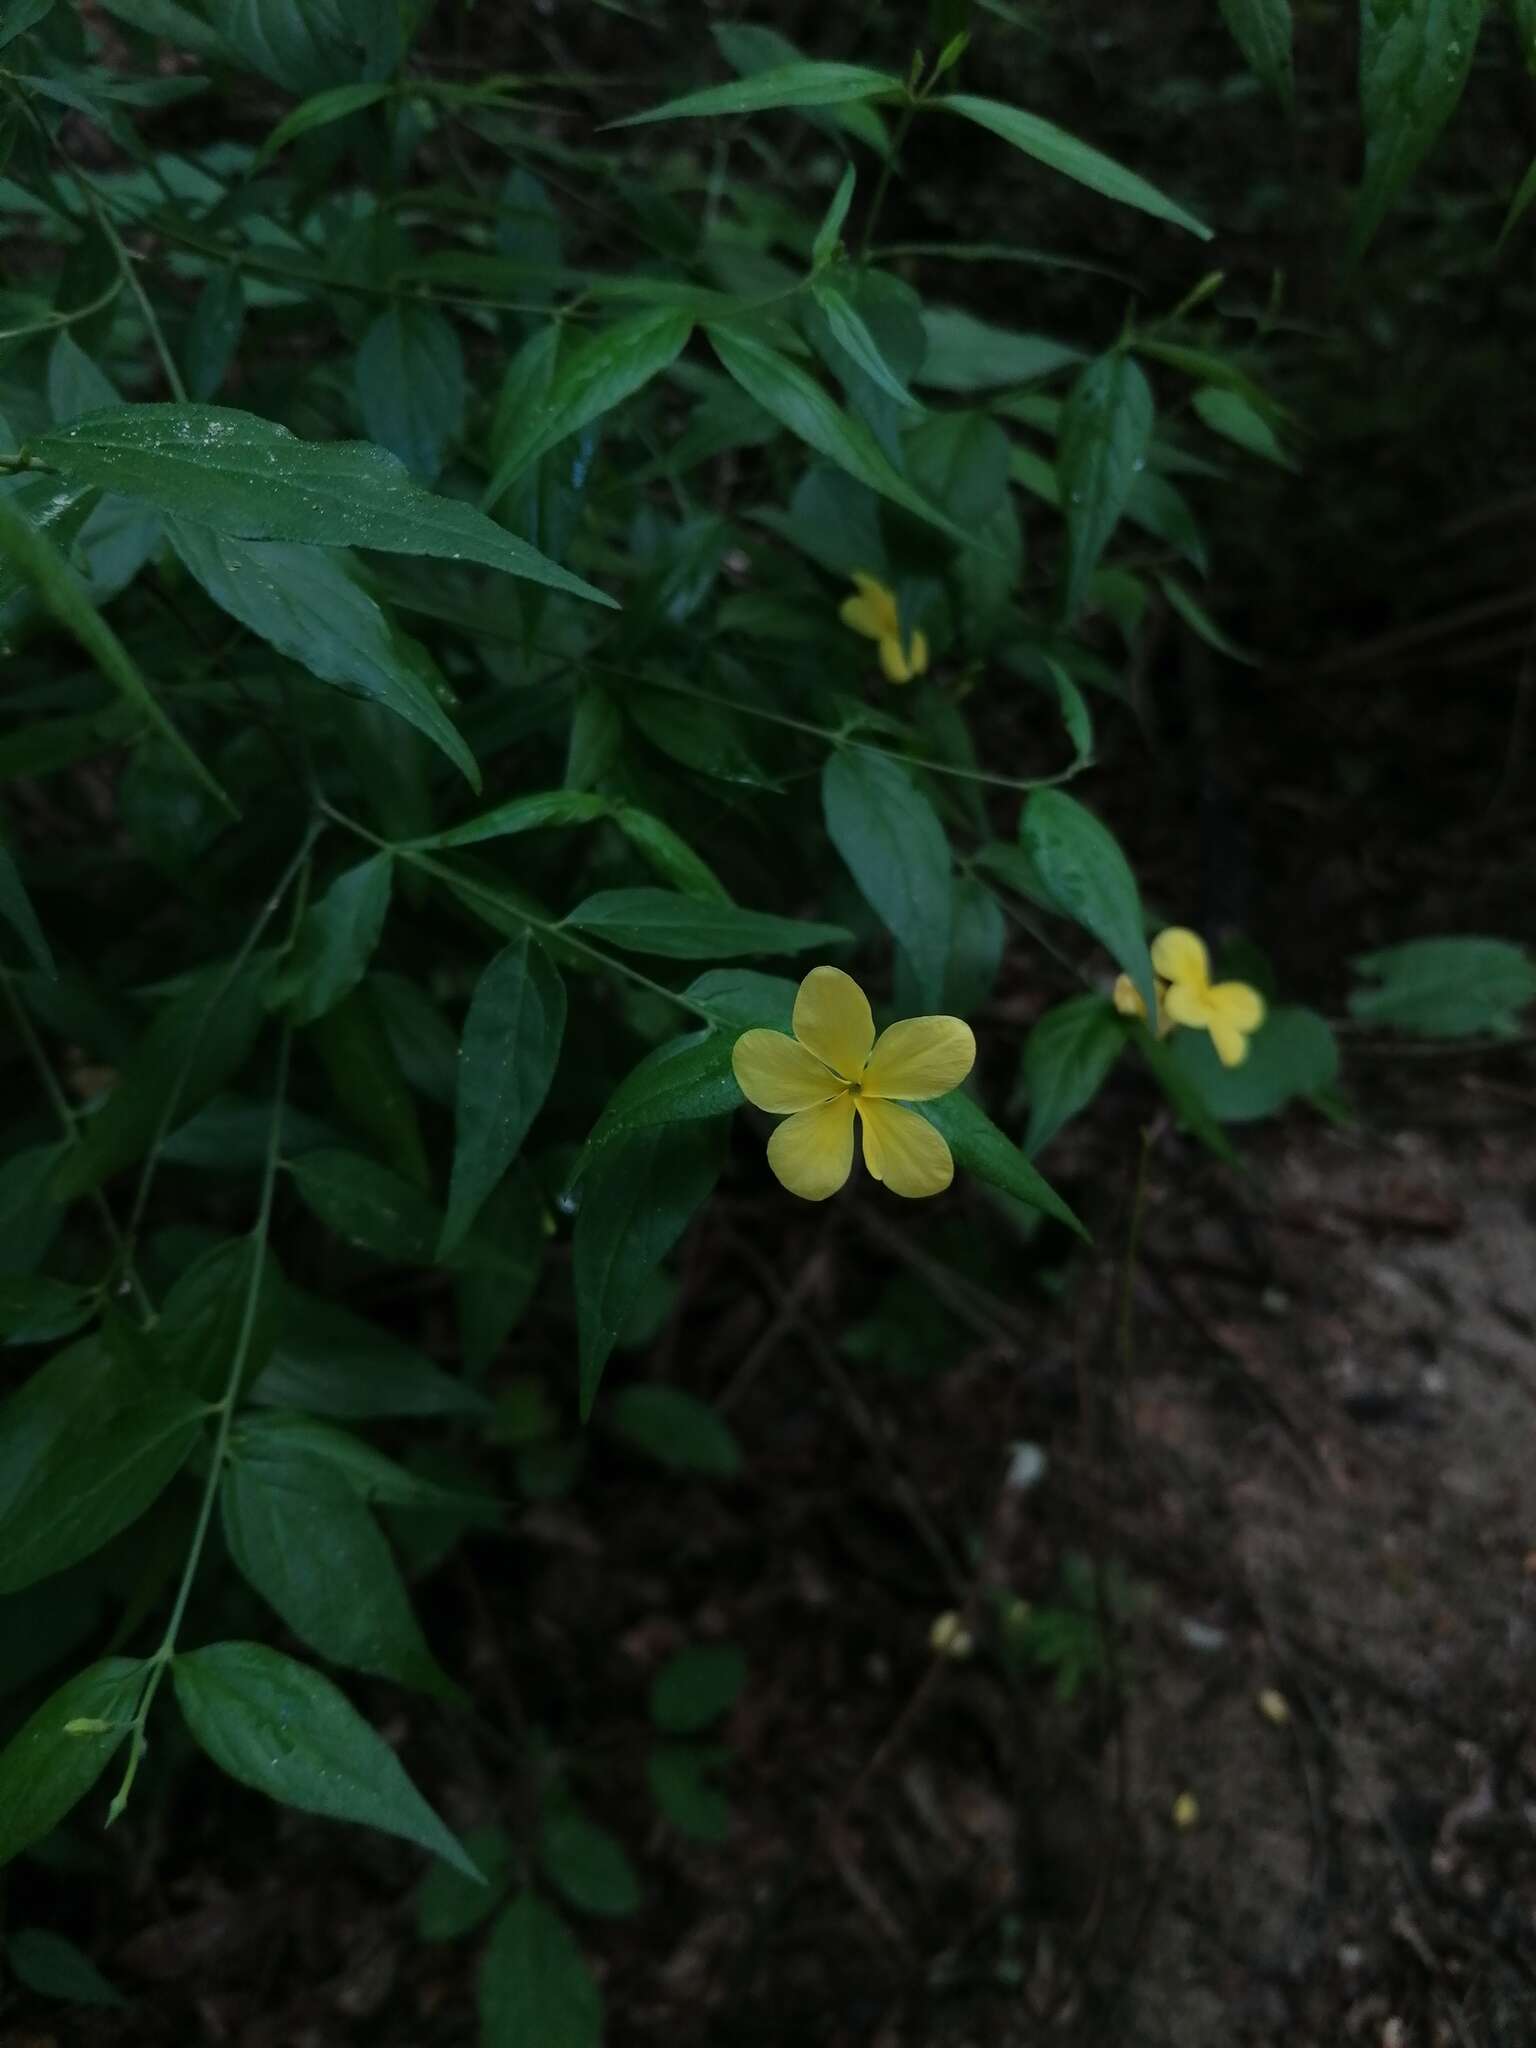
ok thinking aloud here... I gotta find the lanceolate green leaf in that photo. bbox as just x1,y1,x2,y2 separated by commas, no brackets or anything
938,94,1213,240
0,486,231,813
1353,0,1484,257
441,935,566,1258
1021,789,1156,1017
707,327,974,550
1022,994,1127,1155
822,748,952,1009
38,405,614,606
611,60,900,127
257,79,393,162
291,1149,443,1264
913,1090,1086,1237
0,834,54,975
1217,0,1295,110
0,1659,145,1868
222,1443,458,1696
167,522,481,788
563,889,850,960
809,281,922,410
0,1337,204,1594
251,1290,488,1418
1057,353,1154,619
574,1118,729,1414
356,303,466,484
171,1642,480,1878
483,308,694,507
418,790,610,849
52,956,270,1199
270,854,394,1025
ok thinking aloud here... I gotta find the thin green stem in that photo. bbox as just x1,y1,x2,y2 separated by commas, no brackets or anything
107,861,310,1825
0,963,152,1318
77,176,186,401
859,100,918,263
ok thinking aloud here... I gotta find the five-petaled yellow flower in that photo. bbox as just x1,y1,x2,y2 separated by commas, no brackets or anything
1116,927,1265,1068
840,571,929,684
732,966,974,1201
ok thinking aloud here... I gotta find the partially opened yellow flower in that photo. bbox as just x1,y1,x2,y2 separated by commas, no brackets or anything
1112,972,1173,1038
1150,927,1265,1068
731,966,974,1200
839,571,929,684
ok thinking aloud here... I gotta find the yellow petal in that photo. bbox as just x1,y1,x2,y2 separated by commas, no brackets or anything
732,1028,844,1113
1207,1013,1250,1068
1160,980,1210,1031
840,593,889,641
909,629,929,677
840,572,899,642
1112,973,1147,1021
862,1014,976,1102
878,633,913,684
1150,927,1210,993
766,1091,857,1201
792,965,874,1082
1209,981,1266,1034
857,1097,954,1197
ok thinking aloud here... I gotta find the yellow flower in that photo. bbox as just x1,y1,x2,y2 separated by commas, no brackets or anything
1150,927,1265,1068
839,571,929,684
731,965,974,1201
1112,971,1173,1038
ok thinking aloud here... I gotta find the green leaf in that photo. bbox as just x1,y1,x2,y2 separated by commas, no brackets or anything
1021,994,1126,1155
441,935,566,1258
418,790,610,850
648,1743,730,1841
0,1659,144,1868
913,1089,1087,1236
1126,470,1208,574
822,748,951,1007
1159,574,1260,664
606,1386,743,1477
0,483,231,814
479,1893,602,2048
708,326,973,549
1021,789,1155,1017
611,804,730,903
0,0,55,50
539,1811,642,1918
290,1148,444,1263
483,308,693,506
0,1145,67,1278
0,1338,204,1593
356,304,465,485
270,854,393,1026
251,1289,487,1418
455,1167,546,1377
47,334,119,424
939,94,1212,239
0,1276,96,1346
222,1439,458,1696
610,60,900,126
51,956,269,1199
168,521,480,787
1190,384,1296,468
812,163,857,264
257,78,392,160
1132,1022,1239,1160
564,889,850,960
0,834,53,975
574,1119,728,1414
307,984,429,1188
917,307,1082,391
39,405,613,607
155,1234,283,1403
577,1031,740,1163
904,408,1011,528
1217,0,1294,109
1057,353,1154,618
1353,0,1484,257
809,279,922,411
1167,1005,1339,1121
649,1645,745,1733
184,266,245,401
1348,936,1536,1037
418,1823,515,1941
172,1642,479,1876
232,1413,498,1517
6,1927,127,2008
197,0,401,92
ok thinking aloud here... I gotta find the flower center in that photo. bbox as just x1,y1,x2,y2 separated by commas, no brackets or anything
847,1080,862,1096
